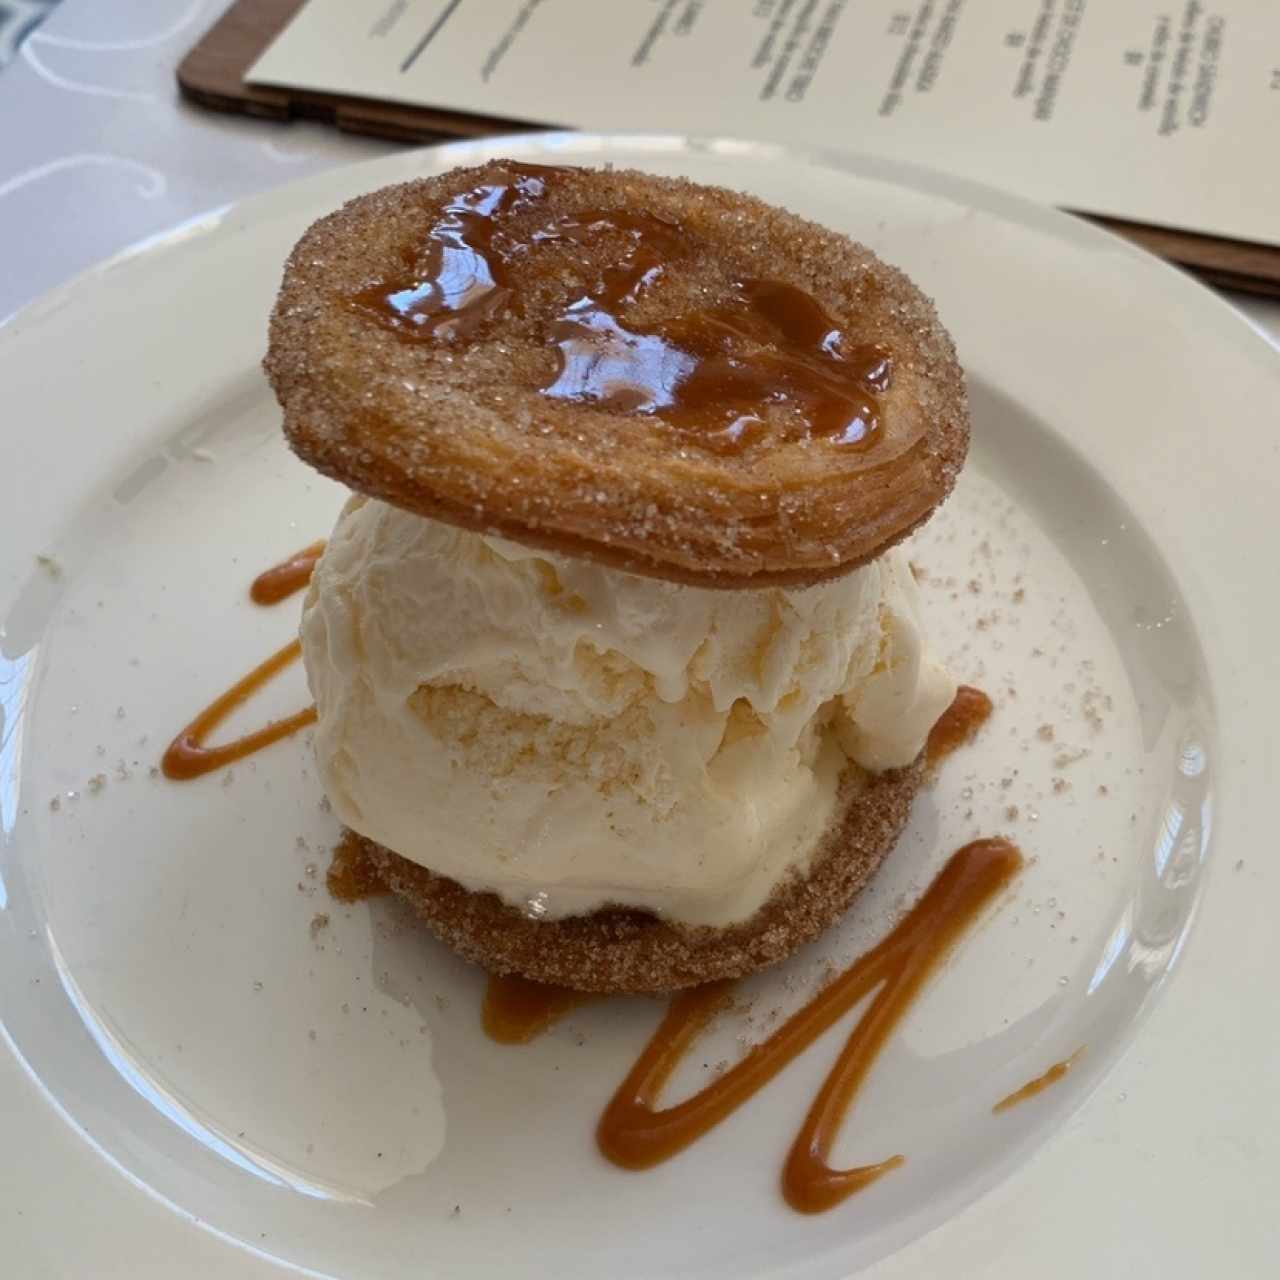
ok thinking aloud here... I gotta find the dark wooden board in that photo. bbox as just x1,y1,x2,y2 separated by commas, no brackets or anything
178,0,1280,297
177,0,542,142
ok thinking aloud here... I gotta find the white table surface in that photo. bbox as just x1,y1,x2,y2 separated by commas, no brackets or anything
2,3,1278,1277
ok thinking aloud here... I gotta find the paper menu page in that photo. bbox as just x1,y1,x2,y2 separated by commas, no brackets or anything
248,0,1280,247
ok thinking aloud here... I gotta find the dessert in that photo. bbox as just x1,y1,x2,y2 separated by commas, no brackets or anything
265,160,970,993
267,161,966,587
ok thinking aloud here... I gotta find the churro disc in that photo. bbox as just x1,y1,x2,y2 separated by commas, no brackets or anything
266,161,968,588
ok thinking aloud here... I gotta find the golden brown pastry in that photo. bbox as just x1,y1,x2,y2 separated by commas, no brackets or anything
274,160,970,994
266,160,967,589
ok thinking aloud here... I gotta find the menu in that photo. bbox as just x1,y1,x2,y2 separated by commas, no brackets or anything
247,0,1280,247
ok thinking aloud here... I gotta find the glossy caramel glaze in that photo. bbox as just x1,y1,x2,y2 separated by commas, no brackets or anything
351,164,556,343
540,215,890,451
352,164,891,454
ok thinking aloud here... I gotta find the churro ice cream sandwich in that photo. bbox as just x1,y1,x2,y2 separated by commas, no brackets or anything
265,160,969,992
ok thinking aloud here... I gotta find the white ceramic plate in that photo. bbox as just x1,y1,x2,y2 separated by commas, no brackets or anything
2,134,1277,1279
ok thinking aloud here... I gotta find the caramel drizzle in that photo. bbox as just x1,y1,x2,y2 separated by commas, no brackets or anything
162,547,322,780
596,838,1022,1213
161,641,317,780
483,974,589,1045
926,684,994,767
992,1049,1083,1114
326,831,390,904
249,541,326,605
351,162,891,453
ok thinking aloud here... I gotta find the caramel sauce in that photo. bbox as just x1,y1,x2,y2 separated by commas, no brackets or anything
483,974,588,1044
597,838,1023,1213
249,541,325,605
326,831,389,903
926,684,994,767
992,1049,1083,1114
160,640,317,780
163,547,326,780
351,162,890,454
351,163,557,342
543,223,890,451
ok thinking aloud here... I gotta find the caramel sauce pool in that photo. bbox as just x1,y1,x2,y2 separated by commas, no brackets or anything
327,832,390,904
926,684,994,766
596,838,1023,1214
352,162,891,453
483,975,589,1045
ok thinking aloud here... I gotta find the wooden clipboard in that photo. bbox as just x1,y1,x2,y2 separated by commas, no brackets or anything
178,0,1280,297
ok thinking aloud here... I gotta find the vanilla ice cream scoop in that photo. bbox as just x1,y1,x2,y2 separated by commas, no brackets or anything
301,495,954,928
